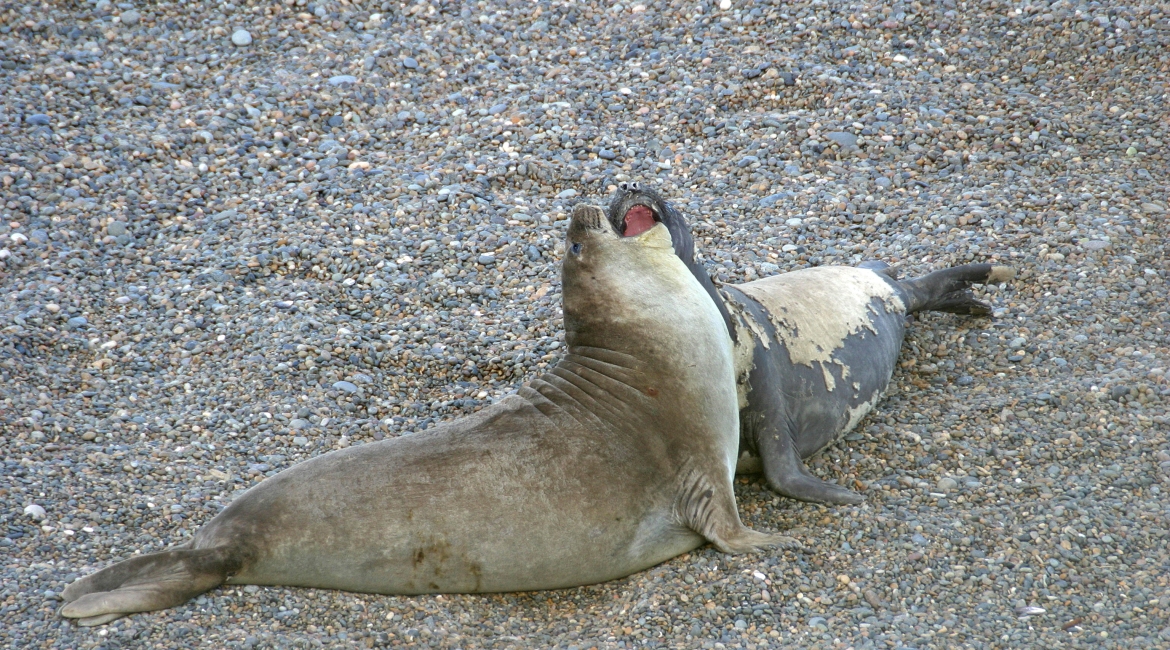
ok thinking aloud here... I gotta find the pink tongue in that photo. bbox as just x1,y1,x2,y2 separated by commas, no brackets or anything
623,206,655,236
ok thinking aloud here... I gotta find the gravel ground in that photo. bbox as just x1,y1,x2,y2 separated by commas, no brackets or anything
2,0,1168,648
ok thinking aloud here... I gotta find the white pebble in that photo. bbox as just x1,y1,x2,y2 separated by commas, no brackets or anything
231,29,252,46
24,504,47,520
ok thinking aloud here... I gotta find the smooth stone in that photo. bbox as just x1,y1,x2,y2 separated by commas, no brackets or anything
231,30,252,46
598,148,616,160
875,177,892,188
212,209,237,222
328,75,358,86
759,192,789,208
826,131,859,147
24,504,47,520
402,57,419,69
477,253,496,265
67,316,88,328
119,10,140,25
292,436,310,446
785,217,803,227
1140,202,1165,214
488,103,508,114
328,115,344,127
1083,240,1110,251
107,221,128,237
333,381,359,394
937,477,958,492
27,114,51,126
556,189,578,199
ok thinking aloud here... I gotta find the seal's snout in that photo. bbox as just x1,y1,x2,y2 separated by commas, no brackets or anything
568,204,611,241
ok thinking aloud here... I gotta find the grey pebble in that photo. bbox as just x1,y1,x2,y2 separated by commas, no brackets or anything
328,75,358,86
332,381,359,394
107,221,128,237
402,57,418,69
826,131,858,147
119,10,140,26
759,192,789,208
26,113,51,126
23,504,47,520
231,29,252,46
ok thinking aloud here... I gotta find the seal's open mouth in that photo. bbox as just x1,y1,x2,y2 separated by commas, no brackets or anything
621,205,659,237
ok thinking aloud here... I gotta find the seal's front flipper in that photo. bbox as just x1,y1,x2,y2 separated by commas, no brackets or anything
757,428,863,505
676,470,802,555
60,548,232,626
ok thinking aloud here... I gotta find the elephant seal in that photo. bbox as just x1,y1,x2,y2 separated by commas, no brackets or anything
60,204,792,627
607,184,1015,505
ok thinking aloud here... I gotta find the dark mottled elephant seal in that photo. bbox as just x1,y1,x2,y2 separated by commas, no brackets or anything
607,184,1014,505
59,205,793,627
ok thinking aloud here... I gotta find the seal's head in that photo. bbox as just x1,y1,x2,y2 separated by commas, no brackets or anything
604,182,736,340
605,181,697,267
561,203,722,357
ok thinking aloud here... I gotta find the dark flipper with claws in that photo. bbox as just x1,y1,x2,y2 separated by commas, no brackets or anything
897,263,1015,315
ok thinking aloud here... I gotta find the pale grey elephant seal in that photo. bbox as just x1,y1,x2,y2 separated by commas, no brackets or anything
60,204,793,627
608,185,1015,505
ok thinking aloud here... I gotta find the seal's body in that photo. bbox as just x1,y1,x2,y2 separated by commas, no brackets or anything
60,205,791,627
608,186,1014,504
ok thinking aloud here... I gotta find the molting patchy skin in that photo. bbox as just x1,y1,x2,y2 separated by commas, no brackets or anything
737,267,907,395
607,185,1016,506
58,204,794,628
738,267,906,371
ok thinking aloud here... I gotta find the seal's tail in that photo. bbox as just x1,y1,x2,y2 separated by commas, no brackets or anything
59,547,233,626
897,263,1015,315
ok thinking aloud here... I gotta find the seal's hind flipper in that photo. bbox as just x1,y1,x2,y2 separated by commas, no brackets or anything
676,469,801,555
60,548,233,626
897,263,1014,315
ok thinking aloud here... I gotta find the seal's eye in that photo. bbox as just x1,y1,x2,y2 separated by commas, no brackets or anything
569,242,583,256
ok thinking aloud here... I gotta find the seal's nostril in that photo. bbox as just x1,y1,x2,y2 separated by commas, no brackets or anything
630,181,641,191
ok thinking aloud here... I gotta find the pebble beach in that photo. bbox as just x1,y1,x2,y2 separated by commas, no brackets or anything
1,0,1167,648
